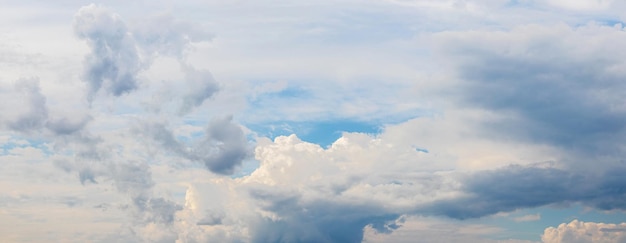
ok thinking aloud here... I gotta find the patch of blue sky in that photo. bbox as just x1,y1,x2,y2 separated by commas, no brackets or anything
250,85,312,102
599,19,626,27
231,158,260,179
1,137,51,157
414,147,429,153
248,119,382,148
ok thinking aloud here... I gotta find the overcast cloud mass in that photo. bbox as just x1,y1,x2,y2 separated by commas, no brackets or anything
1,0,625,242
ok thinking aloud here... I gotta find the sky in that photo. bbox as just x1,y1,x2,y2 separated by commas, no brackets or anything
1,0,626,242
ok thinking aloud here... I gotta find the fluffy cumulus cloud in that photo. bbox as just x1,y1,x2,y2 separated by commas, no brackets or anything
2,1,626,242
542,220,626,243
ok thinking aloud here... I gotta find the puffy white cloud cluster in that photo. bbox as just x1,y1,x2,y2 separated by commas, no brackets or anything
542,220,626,243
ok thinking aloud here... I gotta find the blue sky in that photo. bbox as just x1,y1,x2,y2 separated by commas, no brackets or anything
1,0,626,242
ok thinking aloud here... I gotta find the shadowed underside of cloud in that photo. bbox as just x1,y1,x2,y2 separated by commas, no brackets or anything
248,187,399,243
427,165,626,219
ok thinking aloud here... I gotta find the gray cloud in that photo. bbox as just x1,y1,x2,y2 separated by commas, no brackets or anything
2,77,90,136
7,77,48,132
436,24,626,156
178,65,220,115
194,116,250,174
74,4,141,97
426,165,626,219
137,116,250,175
248,187,399,243
45,116,92,135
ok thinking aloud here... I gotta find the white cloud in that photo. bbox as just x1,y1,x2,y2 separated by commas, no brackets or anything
542,220,626,243
514,214,541,222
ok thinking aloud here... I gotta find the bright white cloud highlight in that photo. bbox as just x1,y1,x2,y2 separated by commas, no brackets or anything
542,220,626,243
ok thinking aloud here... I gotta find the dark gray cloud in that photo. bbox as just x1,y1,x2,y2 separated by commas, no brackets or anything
74,4,141,97
137,116,250,175
248,187,399,243
427,164,626,219
437,24,626,156
194,116,250,174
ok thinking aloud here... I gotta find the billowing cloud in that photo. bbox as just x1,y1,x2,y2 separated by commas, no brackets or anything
74,4,216,107
542,220,626,243
74,4,141,97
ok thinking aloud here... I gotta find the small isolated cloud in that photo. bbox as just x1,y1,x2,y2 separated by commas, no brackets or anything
542,220,626,243
513,214,541,222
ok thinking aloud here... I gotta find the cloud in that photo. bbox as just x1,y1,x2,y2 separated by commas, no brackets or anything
4,1,626,242
74,4,215,105
136,116,250,175
131,13,214,59
6,77,48,132
74,4,141,97
434,22,626,171
178,64,220,115
426,164,626,219
543,0,614,11
514,214,541,222
0,77,91,136
542,220,626,243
